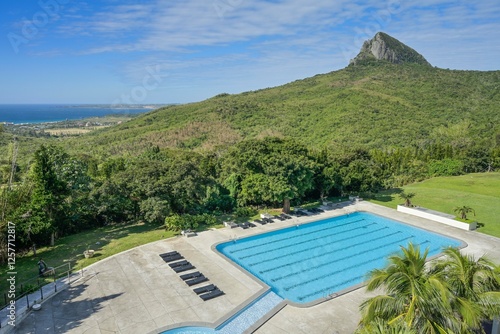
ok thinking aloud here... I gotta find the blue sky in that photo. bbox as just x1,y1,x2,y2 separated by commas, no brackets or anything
1,0,499,104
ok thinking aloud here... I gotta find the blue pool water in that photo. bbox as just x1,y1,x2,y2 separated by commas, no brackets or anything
162,327,214,334
161,291,283,334
217,212,462,304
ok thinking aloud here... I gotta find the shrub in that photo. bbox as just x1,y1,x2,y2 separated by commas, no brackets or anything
235,206,258,218
428,159,463,176
164,213,217,231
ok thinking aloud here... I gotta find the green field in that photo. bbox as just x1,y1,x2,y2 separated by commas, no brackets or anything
369,172,500,237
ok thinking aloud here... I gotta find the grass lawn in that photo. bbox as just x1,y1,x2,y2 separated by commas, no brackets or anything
369,172,500,238
1,222,174,297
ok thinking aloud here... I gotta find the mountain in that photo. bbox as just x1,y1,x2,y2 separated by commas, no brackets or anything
63,33,499,156
350,32,431,66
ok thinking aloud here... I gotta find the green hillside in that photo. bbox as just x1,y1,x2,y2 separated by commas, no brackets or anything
66,62,499,157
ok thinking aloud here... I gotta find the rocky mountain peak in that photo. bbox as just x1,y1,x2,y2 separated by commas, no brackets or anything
350,32,431,66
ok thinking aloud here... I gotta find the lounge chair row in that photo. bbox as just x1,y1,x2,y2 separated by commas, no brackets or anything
168,259,195,273
179,270,224,301
239,221,256,229
160,251,195,273
292,207,324,216
159,251,224,301
253,213,292,225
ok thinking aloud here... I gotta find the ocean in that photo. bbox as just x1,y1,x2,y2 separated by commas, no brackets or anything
0,104,160,124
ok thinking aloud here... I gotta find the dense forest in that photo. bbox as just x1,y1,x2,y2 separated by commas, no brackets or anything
1,60,500,260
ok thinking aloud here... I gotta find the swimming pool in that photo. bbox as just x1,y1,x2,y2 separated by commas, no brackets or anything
216,212,463,304
161,290,283,334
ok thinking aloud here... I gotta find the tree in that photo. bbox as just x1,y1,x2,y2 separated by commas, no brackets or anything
454,206,475,220
90,180,133,225
238,173,272,207
26,145,70,246
328,147,381,194
318,166,340,198
164,213,216,232
358,243,456,333
358,244,500,334
399,192,415,207
203,185,235,213
428,159,463,177
220,137,316,212
139,197,170,224
355,319,417,334
431,247,500,332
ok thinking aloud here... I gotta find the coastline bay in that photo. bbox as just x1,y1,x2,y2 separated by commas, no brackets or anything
0,104,159,124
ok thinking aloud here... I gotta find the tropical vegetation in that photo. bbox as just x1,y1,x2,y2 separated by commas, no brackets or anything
357,244,500,333
398,192,415,207
454,205,475,220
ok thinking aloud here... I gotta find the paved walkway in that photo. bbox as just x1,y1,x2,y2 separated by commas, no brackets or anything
8,202,500,334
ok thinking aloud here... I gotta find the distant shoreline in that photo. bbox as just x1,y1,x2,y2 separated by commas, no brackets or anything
0,104,165,124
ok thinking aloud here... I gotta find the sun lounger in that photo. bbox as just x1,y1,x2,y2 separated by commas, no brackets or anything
239,222,249,229
248,222,256,227
160,251,179,258
173,263,195,273
280,213,292,219
293,210,307,216
169,260,189,268
200,288,224,301
181,229,197,237
263,217,274,223
254,219,266,225
186,275,208,286
180,271,202,281
193,284,217,295
273,215,285,221
309,207,324,213
224,221,238,228
162,253,184,263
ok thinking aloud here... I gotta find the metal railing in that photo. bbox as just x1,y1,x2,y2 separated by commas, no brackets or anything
1,262,85,329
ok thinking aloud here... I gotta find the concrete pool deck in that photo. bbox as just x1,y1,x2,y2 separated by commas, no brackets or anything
10,201,500,334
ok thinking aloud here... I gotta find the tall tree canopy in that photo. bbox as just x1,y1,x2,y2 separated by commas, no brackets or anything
22,145,70,246
220,137,317,211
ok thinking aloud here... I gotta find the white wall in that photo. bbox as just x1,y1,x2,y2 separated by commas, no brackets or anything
492,318,499,334
397,205,476,231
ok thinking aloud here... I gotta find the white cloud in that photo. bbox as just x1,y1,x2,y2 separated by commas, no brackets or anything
24,0,500,103
57,0,370,53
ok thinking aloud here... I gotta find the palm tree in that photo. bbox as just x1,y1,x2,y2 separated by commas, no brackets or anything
431,247,500,332
454,206,475,220
355,319,417,334
399,192,415,207
358,244,500,334
358,243,456,333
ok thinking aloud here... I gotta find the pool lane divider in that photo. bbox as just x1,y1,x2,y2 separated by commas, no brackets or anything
229,218,367,254
273,235,414,283
259,231,407,274
296,244,442,301
247,224,383,265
